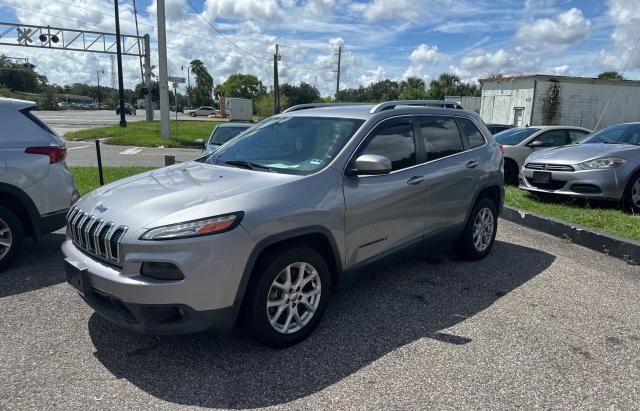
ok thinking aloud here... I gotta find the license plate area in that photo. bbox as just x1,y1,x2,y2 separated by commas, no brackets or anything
532,171,551,183
65,259,91,296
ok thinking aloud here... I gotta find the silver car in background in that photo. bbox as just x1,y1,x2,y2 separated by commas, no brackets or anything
495,126,591,185
200,123,251,156
520,122,640,212
63,100,504,347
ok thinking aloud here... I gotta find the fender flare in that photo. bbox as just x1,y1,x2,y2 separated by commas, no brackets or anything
0,183,42,239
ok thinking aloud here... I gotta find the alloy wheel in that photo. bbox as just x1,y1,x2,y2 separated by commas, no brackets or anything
472,207,494,252
266,261,322,334
632,178,640,207
0,217,12,260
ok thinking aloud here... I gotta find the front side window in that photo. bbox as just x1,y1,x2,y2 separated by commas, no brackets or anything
569,129,589,143
419,116,464,161
534,130,569,147
457,118,486,148
206,116,364,175
361,122,416,171
209,126,249,145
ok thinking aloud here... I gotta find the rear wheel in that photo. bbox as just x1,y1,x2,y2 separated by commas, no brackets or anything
245,247,330,347
455,198,498,260
0,206,25,272
504,159,519,186
623,171,640,213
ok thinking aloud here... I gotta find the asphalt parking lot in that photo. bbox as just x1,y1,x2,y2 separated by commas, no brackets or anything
1,220,639,409
65,140,201,167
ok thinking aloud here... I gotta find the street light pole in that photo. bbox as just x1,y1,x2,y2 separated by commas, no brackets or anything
156,0,170,139
96,69,104,110
113,0,127,128
182,65,191,109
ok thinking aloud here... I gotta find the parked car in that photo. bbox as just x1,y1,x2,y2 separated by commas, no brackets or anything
0,98,78,271
188,106,217,117
520,122,640,212
486,123,515,135
495,126,591,185
170,106,184,113
199,123,252,156
62,100,504,347
115,103,136,116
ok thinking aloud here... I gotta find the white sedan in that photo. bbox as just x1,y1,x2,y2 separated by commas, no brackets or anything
187,106,219,117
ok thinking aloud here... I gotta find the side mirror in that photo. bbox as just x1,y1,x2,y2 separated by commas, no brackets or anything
350,154,392,175
194,138,205,148
528,139,549,148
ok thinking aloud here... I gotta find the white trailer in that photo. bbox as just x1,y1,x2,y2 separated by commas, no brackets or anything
224,97,252,121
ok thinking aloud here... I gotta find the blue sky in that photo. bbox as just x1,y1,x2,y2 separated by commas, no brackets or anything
0,0,638,95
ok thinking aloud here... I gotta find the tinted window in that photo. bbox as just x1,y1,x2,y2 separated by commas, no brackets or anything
362,122,415,171
569,130,589,143
419,116,464,161
209,126,249,145
534,130,569,147
580,123,640,145
457,118,486,148
494,127,540,145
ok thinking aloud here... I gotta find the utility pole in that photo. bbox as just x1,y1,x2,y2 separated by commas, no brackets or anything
335,45,342,101
182,64,191,109
113,0,127,127
143,34,153,121
274,44,281,114
96,69,104,110
156,0,170,139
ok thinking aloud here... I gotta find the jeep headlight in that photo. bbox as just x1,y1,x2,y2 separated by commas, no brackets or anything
578,157,626,169
140,212,243,240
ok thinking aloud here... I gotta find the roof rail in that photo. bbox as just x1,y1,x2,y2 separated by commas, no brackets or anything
369,100,464,114
282,103,369,113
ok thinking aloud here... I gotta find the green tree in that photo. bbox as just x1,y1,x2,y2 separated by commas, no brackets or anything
189,59,214,106
0,57,45,92
280,82,321,107
216,74,266,101
427,73,480,100
398,77,427,100
255,92,290,117
597,71,624,80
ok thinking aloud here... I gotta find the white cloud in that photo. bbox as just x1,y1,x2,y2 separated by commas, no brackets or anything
598,0,640,71
402,44,446,81
516,8,591,50
434,21,492,34
458,48,539,76
202,0,284,24
359,66,386,86
544,65,571,76
354,0,476,23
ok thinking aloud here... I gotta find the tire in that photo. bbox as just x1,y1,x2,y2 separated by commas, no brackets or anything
244,247,331,347
623,171,640,213
504,159,519,186
189,112,197,117
0,206,25,272
455,197,498,260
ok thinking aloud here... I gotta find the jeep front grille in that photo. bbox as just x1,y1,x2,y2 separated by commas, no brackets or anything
66,207,128,265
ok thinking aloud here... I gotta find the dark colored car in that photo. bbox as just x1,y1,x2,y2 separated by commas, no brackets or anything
115,103,136,116
170,106,184,113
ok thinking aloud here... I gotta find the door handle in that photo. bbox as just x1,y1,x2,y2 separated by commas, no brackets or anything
465,160,480,169
407,176,426,185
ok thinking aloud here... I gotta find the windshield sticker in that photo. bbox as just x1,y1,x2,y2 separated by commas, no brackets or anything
310,159,323,165
266,163,301,169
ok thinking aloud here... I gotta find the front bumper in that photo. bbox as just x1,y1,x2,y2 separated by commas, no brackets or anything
61,225,254,335
519,167,625,201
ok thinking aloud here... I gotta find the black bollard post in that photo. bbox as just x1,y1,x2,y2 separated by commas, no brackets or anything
95,139,104,186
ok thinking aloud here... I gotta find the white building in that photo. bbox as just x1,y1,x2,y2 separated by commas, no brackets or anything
479,75,640,130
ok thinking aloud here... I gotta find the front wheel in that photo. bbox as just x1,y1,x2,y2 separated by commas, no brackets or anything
0,206,25,272
189,112,197,117
455,198,498,260
623,171,640,213
245,247,331,347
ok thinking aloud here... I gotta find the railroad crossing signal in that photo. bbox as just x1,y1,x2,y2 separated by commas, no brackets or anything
16,27,33,45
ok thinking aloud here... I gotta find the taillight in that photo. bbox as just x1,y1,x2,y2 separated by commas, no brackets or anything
25,146,67,163
499,144,504,155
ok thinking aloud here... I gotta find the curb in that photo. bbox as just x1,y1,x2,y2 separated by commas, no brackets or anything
501,206,640,265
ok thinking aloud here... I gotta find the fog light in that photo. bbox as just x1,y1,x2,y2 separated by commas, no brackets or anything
141,262,184,281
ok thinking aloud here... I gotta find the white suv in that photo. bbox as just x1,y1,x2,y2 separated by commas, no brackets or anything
0,98,78,270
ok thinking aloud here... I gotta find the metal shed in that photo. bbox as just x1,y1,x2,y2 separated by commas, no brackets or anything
479,75,640,130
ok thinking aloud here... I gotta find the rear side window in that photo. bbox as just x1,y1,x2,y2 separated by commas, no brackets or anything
457,118,485,148
20,108,56,136
535,130,570,146
362,122,415,171
418,116,464,161
569,129,589,143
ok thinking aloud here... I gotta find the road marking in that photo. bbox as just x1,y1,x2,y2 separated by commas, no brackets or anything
120,147,143,155
67,145,91,150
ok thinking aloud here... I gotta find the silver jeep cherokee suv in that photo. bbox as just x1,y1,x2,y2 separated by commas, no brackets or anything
63,100,504,347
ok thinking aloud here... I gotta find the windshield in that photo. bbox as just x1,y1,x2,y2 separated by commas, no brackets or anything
209,126,249,145
580,123,640,145
494,127,540,145
204,116,365,175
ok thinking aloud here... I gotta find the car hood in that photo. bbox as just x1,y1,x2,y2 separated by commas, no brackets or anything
526,143,639,164
75,161,300,233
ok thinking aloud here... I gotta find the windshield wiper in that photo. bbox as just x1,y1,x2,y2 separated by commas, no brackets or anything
224,160,275,172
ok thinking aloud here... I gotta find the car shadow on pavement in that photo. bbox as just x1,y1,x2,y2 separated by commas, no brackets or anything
0,233,66,298
89,240,555,409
